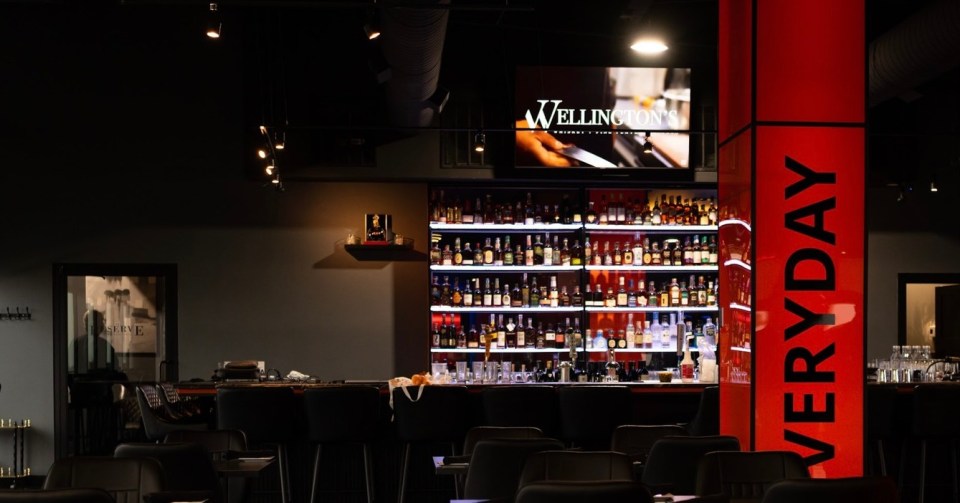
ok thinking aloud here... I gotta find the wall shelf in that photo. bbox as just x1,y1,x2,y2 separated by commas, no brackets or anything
344,243,423,262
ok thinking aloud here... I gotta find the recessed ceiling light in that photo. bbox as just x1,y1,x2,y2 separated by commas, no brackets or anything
630,39,669,54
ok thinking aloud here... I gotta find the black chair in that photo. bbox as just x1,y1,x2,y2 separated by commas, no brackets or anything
462,437,565,502
686,385,719,435
392,385,470,503
114,442,221,503
514,481,653,503
136,385,207,441
695,450,809,502
610,424,689,467
904,383,960,503
556,386,632,450
216,386,296,503
156,382,208,423
761,476,899,503
0,489,115,503
462,426,544,459
518,450,634,487
43,456,166,503
162,429,249,503
867,385,898,477
303,385,380,503
641,435,741,495
482,386,559,436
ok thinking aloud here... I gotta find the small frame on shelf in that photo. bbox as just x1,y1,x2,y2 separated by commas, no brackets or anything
364,213,391,243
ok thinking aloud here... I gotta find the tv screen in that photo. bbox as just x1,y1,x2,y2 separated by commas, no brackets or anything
514,66,692,171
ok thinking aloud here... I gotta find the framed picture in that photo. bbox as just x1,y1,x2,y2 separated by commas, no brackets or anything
364,213,391,243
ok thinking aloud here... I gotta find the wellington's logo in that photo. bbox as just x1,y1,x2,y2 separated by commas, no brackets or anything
522,99,679,130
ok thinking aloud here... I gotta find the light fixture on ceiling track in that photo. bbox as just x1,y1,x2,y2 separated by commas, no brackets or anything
364,1,381,40
206,3,221,39
630,38,668,54
473,130,486,153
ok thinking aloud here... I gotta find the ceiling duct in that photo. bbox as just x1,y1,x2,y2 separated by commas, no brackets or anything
379,0,450,128
869,0,960,107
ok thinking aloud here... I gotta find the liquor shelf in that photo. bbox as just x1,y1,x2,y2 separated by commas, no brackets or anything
585,223,719,232
584,306,719,313
585,265,719,272
430,223,583,232
430,265,583,272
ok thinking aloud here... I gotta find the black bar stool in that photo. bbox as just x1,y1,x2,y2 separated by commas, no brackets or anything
906,383,960,503
866,385,897,477
482,386,559,437
303,385,380,503
556,386,631,450
216,387,296,503
392,385,469,503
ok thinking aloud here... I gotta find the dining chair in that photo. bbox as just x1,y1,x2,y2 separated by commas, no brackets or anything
761,476,899,503
695,450,809,502
514,480,653,503
114,442,221,503
43,456,165,503
641,435,741,495
136,384,207,441
518,450,634,488
462,437,565,501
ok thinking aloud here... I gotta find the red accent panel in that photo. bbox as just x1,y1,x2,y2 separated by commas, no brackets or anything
718,129,753,449
755,126,864,477
718,0,753,142
756,0,865,123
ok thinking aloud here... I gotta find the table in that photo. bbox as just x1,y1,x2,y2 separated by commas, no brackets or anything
433,455,469,476
214,456,275,503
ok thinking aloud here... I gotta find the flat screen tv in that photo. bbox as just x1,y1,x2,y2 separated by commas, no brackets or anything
513,66,693,180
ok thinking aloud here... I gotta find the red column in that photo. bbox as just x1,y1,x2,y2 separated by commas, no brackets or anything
718,0,865,477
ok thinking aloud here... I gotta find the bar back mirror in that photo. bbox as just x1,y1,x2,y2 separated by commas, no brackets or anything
898,273,960,358
53,264,178,458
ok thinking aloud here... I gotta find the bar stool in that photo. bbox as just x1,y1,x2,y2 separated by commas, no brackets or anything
866,385,897,477
684,386,719,436
216,387,296,503
482,386,558,437
392,385,470,503
905,383,960,503
303,385,380,503
556,386,631,450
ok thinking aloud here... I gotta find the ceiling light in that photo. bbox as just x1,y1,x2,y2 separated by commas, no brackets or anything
273,130,285,150
257,149,268,159
630,38,668,54
259,125,268,136
265,164,275,176
206,3,221,39
930,181,938,192
364,22,381,40
642,132,654,154
474,131,486,153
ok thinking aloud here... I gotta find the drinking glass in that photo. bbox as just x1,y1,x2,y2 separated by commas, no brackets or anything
472,362,485,384
456,361,468,383
501,362,514,383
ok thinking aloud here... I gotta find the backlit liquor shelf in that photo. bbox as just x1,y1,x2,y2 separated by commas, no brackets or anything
430,265,584,272
429,347,688,354
431,306,583,313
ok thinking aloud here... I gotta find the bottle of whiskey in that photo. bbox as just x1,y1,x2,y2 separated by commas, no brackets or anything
525,316,536,348
505,317,517,349
669,277,681,307
482,238,495,266
583,237,592,264
626,313,636,349
493,237,504,266
462,241,474,265
571,239,583,266
496,314,506,349
473,242,483,266
616,276,628,307
451,278,463,307
467,324,479,349
533,235,544,265
622,241,633,266
529,277,541,307
543,233,554,266
503,236,514,266
430,240,442,265
432,319,441,348
493,278,503,307
456,322,466,349
545,323,557,348
511,282,523,308
453,237,463,266
549,276,560,308
441,276,451,306
462,279,473,307
501,283,512,307
535,322,546,349
571,285,584,306
521,273,531,307
637,279,648,307
482,278,493,306
556,318,568,348
627,279,637,307
525,235,535,266
516,314,526,348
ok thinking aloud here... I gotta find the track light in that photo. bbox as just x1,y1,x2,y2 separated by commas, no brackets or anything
642,132,654,154
273,130,285,150
259,125,268,136
931,180,939,193
630,38,669,54
206,3,221,39
474,131,486,153
265,164,275,176
364,2,381,40
257,148,268,159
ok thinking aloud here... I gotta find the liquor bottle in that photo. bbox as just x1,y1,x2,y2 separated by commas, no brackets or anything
452,278,463,307
453,237,463,265
647,281,658,307
622,241,633,266
572,317,583,348
545,323,557,348
432,319,441,348
709,236,719,264
585,201,597,224
673,241,684,266
642,320,654,348
571,285,584,306
473,197,484,224
462,279,474,307
482,238,495,266
524,193,535,225
703,316,717,342
505,317,517,349
503,236,514,266
516,314,526,348
482,278,493,306
521,273,531,307
680,281,689,307
607,193,617,223
616,193,626,222
691,235,702,264
529,277,541,306
493,237,504,266
511,282,523,308
665,313,677,349
496,314,506,349
473,242,483,266
525,235,535,266
626,313,636,349
431,275,442,305
651,313,664,348
603,241,613,265
557,318,568,348
697,276,708,306
627,279,638,307
680,334,695,383
659,282,670,308
636,280,648,307
560,238,571,266
493,278,503,307
584,284,594,307
536,323,546,349
605,285,617,308
669,277,681,307
617,329,627,349
543,233,554,266
549,276,559,308
651,241,662,265
462,242,474,265
456,323,466,349
707,280,717,306
617,276,628,307
533,235,544,265
461,198,474,224
560,285,571,307
592,243,603,265
526,317,536,348
583,237,592,264
683,236,694,265
613,241,623,265
571,239,583,266
473,278,484,307
651,196,662,225
501,283,512,306
441,276,451,306
632,238,643,266
467,324,479,349
478,322,488,348
430,240,442,265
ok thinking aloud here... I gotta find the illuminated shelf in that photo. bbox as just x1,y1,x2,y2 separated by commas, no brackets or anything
430,223,582,232
430,348,569,354
585,265,718,272
584,224,718,233
430,265,583,272
586,347,680,353
430,306,583,313
585,306,719,313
